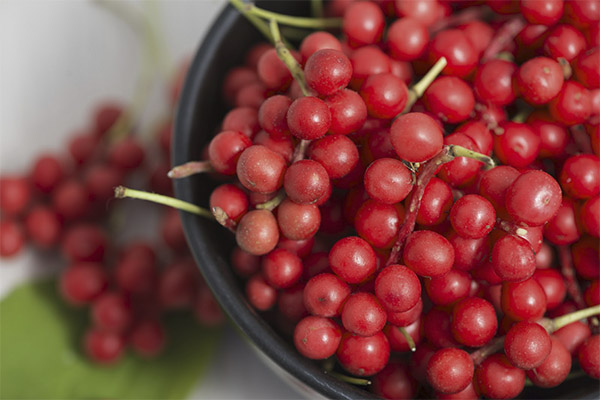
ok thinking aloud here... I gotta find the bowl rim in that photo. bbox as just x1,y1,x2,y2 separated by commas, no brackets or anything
172,3,378,399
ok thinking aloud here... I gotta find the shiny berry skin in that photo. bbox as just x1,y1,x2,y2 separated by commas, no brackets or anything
209,184,248,222
427,348,474,394
386,17,428,61
304,49,352,96
559,154,600,199
375,264,421,313
515,57,564,105
548,80,592,125
504,321,552,370
505,170,562,226
262,248,303,289
437,133,482,188
544,198,581,245
341,292,386,336
299,31,342,62
287,96,331,140
257,48,292,91
492,234,536,282
293,316,342,359
554,321,592,355
449,194,495,239
391,112,444,163
578,335,600,379
532,268,567,310
360,73,408,119
372,361,417,400
236,145,286,194
574,48,600,89
303,273,350,317
451,297,497,347
60,262,108,305
527,111,570,159
416,177,453,226
208,130,252,175
329,236,377,284
364,158,412,204
222,107,260,139
342,1,385,48
84,329,124,364
429,29,477,78
308,134,359,179
325,89,367,136
0,219,25,257
337,331,390,376
494,121,541,169
521,0,564,26
474,59,517,106
424,76,474,124
526,336,572,387
403,230,454,277
475,354,526,399
245,274,277,311
258,95,291,138
544,24,586,62
355,200,401,249
581,195,600,237
283,159,329,205
236,210,279,256
277,198,320,241
502,278,548,321
425,269,471,307
387,297,422,327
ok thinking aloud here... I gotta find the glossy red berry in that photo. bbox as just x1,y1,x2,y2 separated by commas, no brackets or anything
505,321,552,370
236,145,286,194
526,336,572,387
337,331,390,376
341,292,386,336
287,96,331,140
403,230,454,277
236,210,279,256
329,236,377,284
449,194,495,239
427,348,474,394
475,354,526,399
578,335,600,379
343,1,385,48
391,112,444,163
360,73,408,119
294,316,342,359
451,297,497,347
375,264,421,313
304,49,352,96
502,278,548,321
505,170,562,226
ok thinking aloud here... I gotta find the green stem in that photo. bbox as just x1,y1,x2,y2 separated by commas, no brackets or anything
325,370,371,386
270,19,310,96
245,3,341,29
114,186,213,219
311,0,324,18
448,144,496,169
256,190,286,211
403,57,447,113
552,304,600,331
229,0,274,43
398,327,416,352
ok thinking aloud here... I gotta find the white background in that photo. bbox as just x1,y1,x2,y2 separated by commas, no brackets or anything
0,1,301,398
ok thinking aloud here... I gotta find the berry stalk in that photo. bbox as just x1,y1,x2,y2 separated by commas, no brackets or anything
244,2,342,29
481,16,526,62
403,57,447,113
114,186,213,219
167,160,213,179
558,245,586,309
270,19,310,96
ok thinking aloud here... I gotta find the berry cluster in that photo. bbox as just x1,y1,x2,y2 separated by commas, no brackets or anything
154,0,600,397
0,61,223,365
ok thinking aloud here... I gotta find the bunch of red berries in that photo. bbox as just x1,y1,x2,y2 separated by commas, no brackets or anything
161,0,600,398
0,62,224,365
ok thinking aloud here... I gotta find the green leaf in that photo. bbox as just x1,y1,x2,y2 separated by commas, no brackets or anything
0,279,222,399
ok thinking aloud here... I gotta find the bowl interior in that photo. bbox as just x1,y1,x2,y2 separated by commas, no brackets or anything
173,3,600,400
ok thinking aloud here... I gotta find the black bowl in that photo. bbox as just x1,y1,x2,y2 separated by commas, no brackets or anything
173,2,599,399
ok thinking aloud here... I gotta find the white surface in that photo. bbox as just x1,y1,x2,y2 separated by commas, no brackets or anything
0,1,301,399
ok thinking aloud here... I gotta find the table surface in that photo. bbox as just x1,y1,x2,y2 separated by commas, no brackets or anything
0,1,302,399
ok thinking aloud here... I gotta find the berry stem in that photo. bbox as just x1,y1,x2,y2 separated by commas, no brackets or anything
397,327,417,352
558,245,586,309
255,190,286,211
403,57,447,113
114,186,213,219
211,206,237,231
495,219,528,237
229,0,274,44
311,0,324,19
167,160,214,179
470,336,505,366
324,370,372,386
447,144,495,169
557,57,572,80
244,2,342,29
386,145,493,266
481,16,526,62
387,146,454,265
429,6,490,34
270,19,310,96
550,304,600,331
